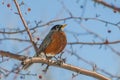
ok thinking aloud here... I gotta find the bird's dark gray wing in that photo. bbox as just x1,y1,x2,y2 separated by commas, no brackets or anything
36,31,53,56
22,31,53,69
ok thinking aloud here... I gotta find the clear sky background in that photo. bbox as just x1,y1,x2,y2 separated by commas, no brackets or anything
0,0,120,80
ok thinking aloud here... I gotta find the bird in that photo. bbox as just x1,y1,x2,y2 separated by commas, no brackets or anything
22,24,67,69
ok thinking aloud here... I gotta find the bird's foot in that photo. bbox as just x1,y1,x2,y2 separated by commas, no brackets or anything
42,65,49,73
21,57,32,65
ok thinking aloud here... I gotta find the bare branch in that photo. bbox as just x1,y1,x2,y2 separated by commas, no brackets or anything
0,16,119,34
0,66,36,77
68,40,120,45
0,38,30,42
1,37,120,45
80,24,120,56
93,0,120,12
0,50,26,61
0,50,110,80
66,49,119,79
13,0,38,52
23,57,111,80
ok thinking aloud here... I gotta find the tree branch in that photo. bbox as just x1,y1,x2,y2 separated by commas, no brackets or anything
0,16,119,34
68,40,120,45
1,37,120,45
13,0,38,52
0,50,110,80
23,57,110,80
93,0,120,12
0,50,26,61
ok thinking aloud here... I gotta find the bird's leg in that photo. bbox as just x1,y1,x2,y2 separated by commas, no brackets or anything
42,56,52,73
44,53,47,59
59,52,64,59
42,65,49,73
41,52,47,66
50,52,66,66
52,52,64,61
53,56,58,60
58,52,66,63
21,56,32,65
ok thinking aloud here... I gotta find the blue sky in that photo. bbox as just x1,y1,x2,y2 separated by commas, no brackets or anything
0,0,120,80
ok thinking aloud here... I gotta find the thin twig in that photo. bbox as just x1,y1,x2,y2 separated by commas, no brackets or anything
66,49,119,79
0,50,26,61
0,66,36,76
0,16,119,34
68,40,120,45
80,24,120,56
1,37,120,45
93,0,120,12
0,38,30,42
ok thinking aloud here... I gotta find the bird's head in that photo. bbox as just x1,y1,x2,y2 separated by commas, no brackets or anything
51,24,67,31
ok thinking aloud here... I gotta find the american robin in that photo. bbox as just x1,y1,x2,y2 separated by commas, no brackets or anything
22,24,67,69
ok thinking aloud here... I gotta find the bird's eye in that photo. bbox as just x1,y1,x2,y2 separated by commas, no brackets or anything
57,26,59,28
51,25,62,30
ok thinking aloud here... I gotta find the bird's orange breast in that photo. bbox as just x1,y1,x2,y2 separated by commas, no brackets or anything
44,31,67,56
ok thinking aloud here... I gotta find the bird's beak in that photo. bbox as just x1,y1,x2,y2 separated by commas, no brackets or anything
61,24,67,29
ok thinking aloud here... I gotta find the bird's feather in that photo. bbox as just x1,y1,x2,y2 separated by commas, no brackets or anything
22,31,53,69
